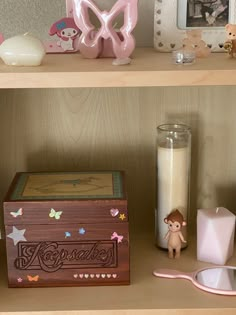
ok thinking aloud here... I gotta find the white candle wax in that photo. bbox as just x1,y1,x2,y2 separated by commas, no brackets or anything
197,207,236,265
0,34,45,66
157,146,190,248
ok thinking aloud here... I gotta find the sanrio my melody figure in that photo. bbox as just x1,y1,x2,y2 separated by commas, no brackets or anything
49,17,80,52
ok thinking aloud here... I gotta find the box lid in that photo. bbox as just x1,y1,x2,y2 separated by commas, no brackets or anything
4,171,128,225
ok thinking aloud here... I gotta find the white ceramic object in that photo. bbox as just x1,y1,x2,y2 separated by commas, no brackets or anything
0,34,45,66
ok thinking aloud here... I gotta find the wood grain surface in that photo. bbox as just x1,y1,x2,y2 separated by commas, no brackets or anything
0,1,235,313
0,86,236,236
1,235,236,314
4,171,127,225
2,51,236,88
5,223,129,287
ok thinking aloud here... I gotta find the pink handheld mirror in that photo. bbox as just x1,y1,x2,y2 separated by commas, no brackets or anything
153,266,236,295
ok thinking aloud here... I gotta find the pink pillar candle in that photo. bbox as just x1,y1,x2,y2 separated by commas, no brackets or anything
197,207,236,265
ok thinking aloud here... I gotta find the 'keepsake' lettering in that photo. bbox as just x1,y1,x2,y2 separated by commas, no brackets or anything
15,241,117,272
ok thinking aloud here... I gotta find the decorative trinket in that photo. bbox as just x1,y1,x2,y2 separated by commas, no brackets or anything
182,30,211,58
164,209,187,259
153,266,236,296
172,50,196,65
72,0,138,65
156,124,191,249
49,17,80,52
197,207,235,265
0,33,45,66
4,171,129,287
224,24,236,57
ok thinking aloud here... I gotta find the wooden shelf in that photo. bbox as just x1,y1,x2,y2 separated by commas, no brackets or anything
1,236,236,315
1,48,236,88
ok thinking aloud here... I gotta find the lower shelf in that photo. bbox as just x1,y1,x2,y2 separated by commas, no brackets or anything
0,235,236,315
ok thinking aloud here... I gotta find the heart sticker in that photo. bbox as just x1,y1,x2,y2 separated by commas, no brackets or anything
110,208,119,217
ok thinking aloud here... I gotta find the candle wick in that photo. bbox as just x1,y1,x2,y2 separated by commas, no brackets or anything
216,207,219,214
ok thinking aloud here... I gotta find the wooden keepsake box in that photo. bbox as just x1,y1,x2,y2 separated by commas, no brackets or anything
3,171,129,287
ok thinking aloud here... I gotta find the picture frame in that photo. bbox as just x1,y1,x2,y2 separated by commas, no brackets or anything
154,0,236,52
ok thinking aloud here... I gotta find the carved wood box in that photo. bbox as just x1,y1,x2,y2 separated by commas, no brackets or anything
3,171,129,287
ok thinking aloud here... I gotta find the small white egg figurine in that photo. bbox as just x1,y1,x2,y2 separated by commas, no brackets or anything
0,33,45,66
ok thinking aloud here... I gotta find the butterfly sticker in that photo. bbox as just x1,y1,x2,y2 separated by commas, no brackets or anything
10,208,23,218
78,228,85,235
49,208,63,220
65,232,71,238
27,275,39,282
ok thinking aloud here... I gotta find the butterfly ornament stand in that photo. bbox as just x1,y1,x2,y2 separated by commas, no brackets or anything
72,0,138,65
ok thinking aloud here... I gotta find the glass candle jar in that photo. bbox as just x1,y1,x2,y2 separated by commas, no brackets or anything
156,124,191,249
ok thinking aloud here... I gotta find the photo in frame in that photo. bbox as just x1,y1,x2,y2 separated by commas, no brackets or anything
154,0,236,52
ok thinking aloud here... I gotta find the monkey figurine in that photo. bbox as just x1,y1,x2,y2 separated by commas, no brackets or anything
164,209,187,259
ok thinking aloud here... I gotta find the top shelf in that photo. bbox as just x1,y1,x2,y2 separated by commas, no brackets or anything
1,48,236,89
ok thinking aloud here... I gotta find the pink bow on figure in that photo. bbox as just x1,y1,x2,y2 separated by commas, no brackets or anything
0,33,4,45
111,232,124,243
72,0,138,64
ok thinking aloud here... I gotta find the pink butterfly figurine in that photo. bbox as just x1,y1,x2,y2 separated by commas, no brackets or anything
72,0,138,65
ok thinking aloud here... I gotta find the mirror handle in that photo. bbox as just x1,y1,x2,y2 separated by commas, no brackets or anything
153,269,194,281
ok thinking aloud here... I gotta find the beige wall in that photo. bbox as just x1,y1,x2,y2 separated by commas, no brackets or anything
1,87,236,235
0,0,155,47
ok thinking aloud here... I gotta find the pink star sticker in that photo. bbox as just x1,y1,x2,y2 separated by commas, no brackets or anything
17,277,23,283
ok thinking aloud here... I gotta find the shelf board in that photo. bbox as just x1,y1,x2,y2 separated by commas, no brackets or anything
1,236,236,315
1,48,236,88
